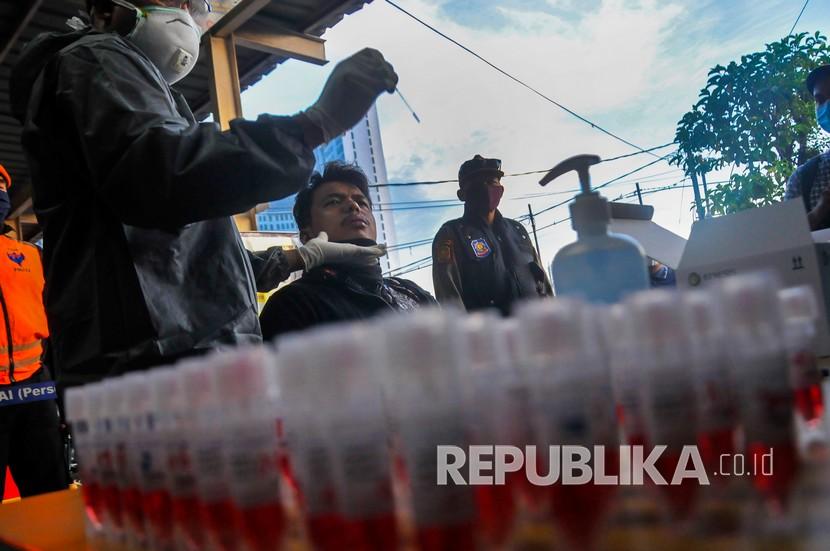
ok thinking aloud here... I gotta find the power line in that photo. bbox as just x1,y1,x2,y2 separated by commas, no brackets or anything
387,237,433,251
370,167,685,213
384,0,666,158
789,0,811,36
386,253,433,276
523,151,676,220
371,143,675,188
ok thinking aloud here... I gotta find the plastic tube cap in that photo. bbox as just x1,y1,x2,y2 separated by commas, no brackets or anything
148,367,180,412
312,323,380,404
627,289,690,349
101,379,127,418
720,272,783,332
64,386,87,422
778,285,819,322
379,309,461,399
456,312,509,372
212,347,277,403
121,372,150,415
180,356,220,409
516,297,589,360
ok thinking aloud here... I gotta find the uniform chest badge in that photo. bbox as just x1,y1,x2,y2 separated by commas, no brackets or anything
471,238,491,258
7,251,24,266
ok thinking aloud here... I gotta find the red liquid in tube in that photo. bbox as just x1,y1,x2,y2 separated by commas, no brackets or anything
416,522,477,551
549,449,618,547
201,499,241,551
342,515,398,551
794,384,824,423
746,441,799,511
142,489,174,546
475,482,516,545
654,450,697,519
306,513,348,551
697,427,736,477
172,495,204,549
235,501,286,551
81,481,104,528
121,486,145,536
101,483,124,528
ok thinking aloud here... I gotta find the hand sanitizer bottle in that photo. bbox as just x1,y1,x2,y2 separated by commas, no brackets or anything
540,154,649,303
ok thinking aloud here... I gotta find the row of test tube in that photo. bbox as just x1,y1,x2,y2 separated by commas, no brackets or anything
64,272,827,550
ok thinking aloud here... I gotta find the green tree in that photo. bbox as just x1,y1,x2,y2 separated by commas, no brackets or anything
672,32,830,216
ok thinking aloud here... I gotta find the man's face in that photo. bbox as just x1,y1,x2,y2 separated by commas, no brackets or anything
0,176,7,193
302,181,376,243
812,74,830,107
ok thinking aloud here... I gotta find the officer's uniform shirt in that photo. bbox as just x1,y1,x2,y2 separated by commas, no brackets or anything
432,211,552,315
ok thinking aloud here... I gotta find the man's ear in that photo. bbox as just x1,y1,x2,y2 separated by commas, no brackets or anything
299,228,311,244
457,188,465,202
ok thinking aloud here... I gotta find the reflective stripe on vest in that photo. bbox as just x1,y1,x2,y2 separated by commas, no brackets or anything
0,340,41,354
0,354,41,371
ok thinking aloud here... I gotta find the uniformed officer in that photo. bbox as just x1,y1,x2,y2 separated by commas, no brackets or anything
432,155,552,315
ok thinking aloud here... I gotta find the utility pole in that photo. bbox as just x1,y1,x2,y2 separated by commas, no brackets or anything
687,155,706,221
527,204,542,261
635,182,643,205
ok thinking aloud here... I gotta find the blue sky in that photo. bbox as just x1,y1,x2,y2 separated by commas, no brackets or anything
241,0,830,292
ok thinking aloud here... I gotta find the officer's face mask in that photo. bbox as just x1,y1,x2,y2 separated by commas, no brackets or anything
486,185,505,211
0,190,10,224
817,100,830,134
465,181,504,212
111,0,204,84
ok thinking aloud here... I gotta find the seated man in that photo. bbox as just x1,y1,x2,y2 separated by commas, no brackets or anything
260,162,436,339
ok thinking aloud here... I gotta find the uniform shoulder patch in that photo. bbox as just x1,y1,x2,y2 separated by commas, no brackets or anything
436,239,454,264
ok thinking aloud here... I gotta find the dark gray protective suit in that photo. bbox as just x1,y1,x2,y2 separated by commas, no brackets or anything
10,29,315,386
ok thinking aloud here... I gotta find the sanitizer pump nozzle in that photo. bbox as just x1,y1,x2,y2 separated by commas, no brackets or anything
541,154,649,304
540,154,609,235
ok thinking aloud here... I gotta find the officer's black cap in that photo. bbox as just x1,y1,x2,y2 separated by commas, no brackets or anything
458,155,504,186
806,65,830,95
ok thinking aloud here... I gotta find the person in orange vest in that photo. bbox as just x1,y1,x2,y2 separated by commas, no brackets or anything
0,165,69,497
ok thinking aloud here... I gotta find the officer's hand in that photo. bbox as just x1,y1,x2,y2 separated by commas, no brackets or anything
303,48,398,142
297,231,387,271
808,188,830,230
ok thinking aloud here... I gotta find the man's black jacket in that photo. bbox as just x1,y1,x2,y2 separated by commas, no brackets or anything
260,264,436,341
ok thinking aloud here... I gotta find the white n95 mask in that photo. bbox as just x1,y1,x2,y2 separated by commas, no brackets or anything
112,0,202,84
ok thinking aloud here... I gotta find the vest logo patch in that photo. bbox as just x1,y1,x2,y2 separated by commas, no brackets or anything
471,238,491,258
7,251,24,266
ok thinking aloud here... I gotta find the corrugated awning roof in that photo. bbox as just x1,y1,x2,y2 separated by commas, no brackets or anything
0,0,371,241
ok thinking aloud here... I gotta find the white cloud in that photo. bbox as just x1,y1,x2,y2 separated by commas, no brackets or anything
241,0,827,292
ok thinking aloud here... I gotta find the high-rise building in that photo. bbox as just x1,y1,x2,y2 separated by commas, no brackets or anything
256,105,398,272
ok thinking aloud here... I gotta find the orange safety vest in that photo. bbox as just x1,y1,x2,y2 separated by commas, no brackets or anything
0,235,48,385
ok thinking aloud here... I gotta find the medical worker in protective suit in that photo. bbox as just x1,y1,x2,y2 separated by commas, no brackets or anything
10,0,396,387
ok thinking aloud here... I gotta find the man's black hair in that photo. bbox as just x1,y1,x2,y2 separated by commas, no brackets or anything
293,161,372,230
86,0,106,14
807,65,830,95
